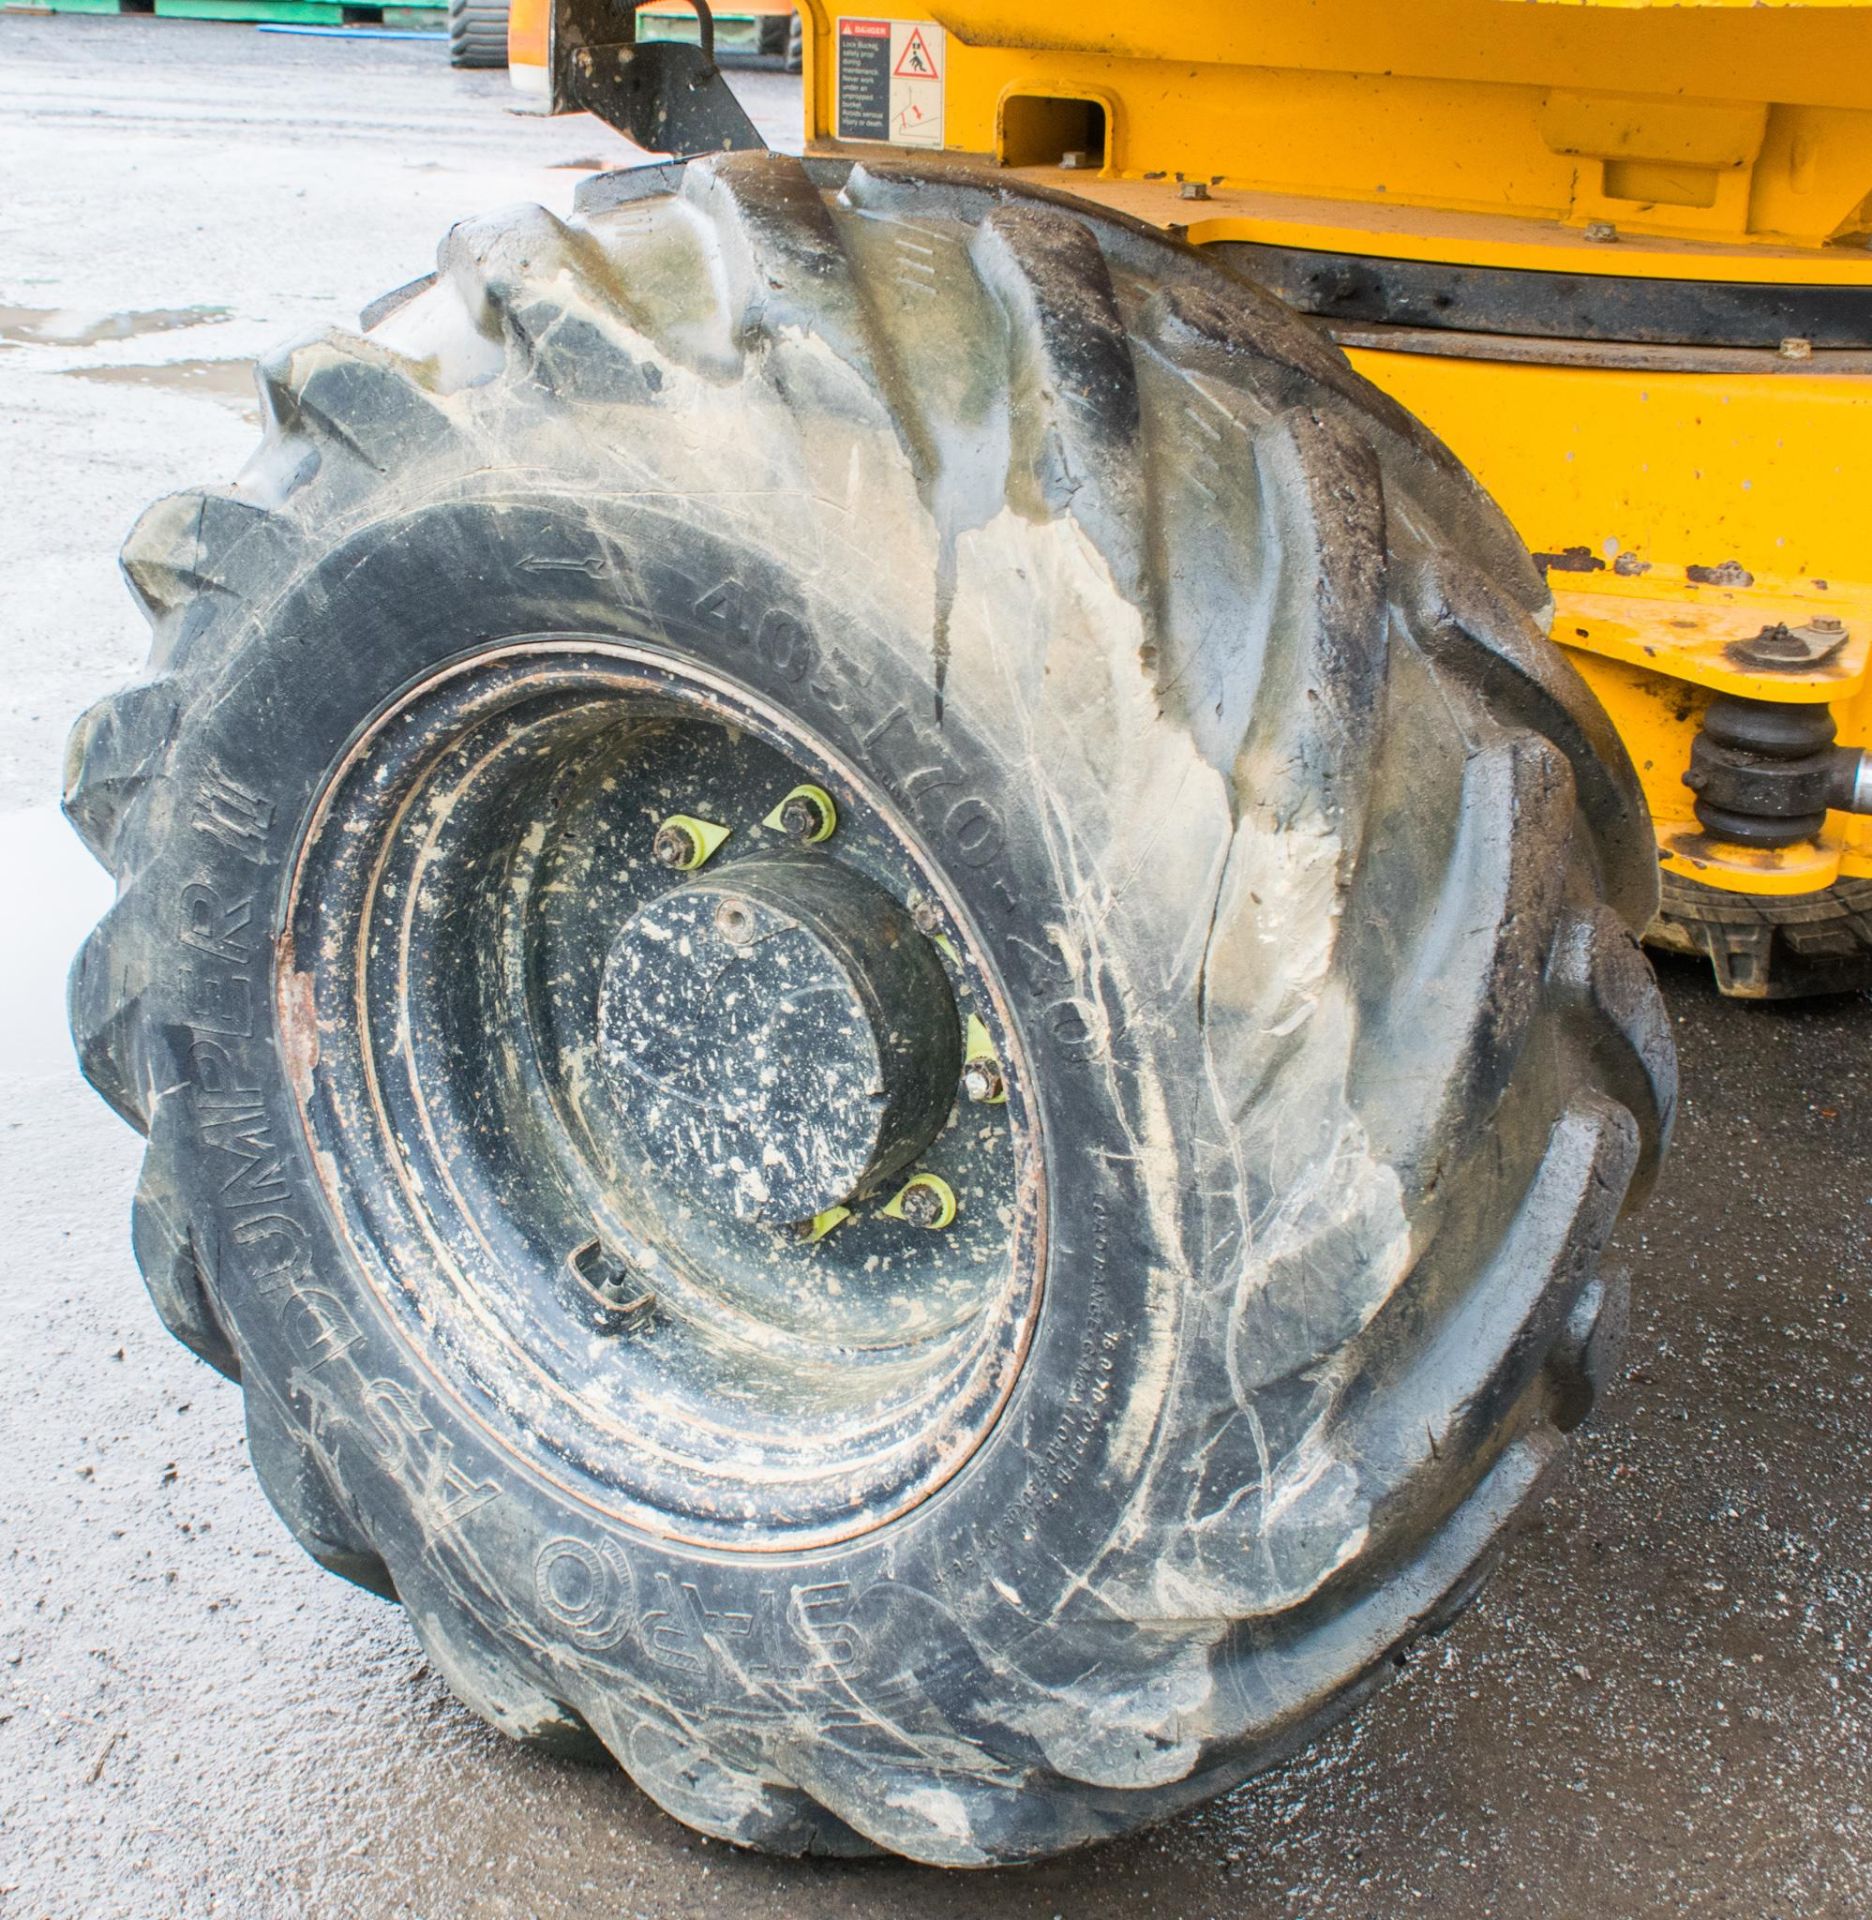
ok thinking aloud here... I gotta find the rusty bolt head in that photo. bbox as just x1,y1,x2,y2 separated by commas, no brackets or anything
652,821,698,870
1742,622,1803,659
1058,149,1090,170
898,1181,948,1230
1733,618,1849,670
909,896,940,936
962,1057,1005,1104
1582,220,1619,244
1180,179,1211,201
778,792,830,842
714,897,756,946
1779,336,1814,361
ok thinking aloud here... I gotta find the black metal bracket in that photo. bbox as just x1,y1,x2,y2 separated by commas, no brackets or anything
551,0,765,157
1207,240,1872,352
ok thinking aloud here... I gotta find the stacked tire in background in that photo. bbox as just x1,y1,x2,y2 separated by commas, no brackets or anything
447,0,507,67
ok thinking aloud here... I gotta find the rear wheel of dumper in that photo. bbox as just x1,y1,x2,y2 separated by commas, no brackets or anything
1650,868,1872,999
65,153,1674,1865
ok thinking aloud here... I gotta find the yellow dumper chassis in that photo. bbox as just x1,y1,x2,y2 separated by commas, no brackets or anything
537,0,1872,996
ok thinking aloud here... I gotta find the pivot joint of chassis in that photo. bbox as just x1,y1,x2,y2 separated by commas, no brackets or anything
1685,694,1872,849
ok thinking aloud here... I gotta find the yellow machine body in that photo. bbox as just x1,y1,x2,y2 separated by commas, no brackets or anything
1361,344,1869,899
783,0,1872,913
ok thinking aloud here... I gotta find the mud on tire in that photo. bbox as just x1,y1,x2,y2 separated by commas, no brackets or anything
66,153,1674,1865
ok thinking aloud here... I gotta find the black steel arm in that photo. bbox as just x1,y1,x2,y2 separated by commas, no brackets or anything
551,0,765,156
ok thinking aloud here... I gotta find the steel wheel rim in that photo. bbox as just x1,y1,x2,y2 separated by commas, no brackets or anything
281,639,1045,1550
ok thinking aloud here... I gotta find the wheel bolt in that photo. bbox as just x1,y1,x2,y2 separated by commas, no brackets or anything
891,1173,957,1230
653,821,699,869
780,793,827,840
900,1182,947,1229
962,1057,1005,1104
766,783,838,845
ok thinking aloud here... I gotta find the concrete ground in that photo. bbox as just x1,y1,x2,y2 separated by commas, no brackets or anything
1,14,1868,1916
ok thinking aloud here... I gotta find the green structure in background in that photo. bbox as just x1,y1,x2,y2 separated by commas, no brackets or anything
36,0,443,20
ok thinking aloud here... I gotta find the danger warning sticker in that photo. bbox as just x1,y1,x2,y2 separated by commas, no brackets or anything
836,18,945,149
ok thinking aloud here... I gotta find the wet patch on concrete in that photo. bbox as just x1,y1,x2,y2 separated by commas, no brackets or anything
0,303,232,347
55,356,257,419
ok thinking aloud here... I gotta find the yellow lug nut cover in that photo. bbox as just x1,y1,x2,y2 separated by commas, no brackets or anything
882,1173,958,1230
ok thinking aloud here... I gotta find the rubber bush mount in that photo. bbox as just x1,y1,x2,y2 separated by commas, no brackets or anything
447,0,508,69
65,153,1675,1865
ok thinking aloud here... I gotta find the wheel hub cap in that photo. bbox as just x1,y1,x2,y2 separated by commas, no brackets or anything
600,856,959,1225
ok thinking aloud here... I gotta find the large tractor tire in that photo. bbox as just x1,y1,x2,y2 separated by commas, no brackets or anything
447,0,508,69
66,154,1674,1865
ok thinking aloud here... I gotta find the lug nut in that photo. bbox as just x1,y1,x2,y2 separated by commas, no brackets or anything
765,783,837,845
899,1182,949,1229
653,821,698,869
889,1173,957,1230
962,1057,1005,1104
779,795,820,839
961,1014,1007,1105
794,1204,851,1245
780,789,833,842
652,813,730,871
909,896,940,935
